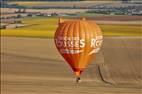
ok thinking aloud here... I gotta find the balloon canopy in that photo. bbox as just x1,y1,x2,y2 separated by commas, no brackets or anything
54,18,103,77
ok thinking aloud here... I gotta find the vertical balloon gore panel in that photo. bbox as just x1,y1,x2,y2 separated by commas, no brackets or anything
54,18,103,77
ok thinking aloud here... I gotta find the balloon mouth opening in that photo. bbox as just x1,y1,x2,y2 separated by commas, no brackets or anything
73,68,84,77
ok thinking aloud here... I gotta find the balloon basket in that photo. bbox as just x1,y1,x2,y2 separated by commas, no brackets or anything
76,77,81,83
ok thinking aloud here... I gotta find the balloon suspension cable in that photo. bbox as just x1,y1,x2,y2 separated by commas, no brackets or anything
76,77,81,83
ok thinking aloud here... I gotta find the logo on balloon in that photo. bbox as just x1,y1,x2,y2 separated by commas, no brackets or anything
55,36,103,54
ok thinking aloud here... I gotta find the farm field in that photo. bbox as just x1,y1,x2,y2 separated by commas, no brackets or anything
1,36,141,94
1,17,141,38
8,1,119,7
1,1,142,94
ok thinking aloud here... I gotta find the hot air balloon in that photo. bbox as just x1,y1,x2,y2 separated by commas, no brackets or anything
54,18,103,82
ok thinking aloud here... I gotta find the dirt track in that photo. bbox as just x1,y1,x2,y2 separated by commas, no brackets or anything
1,37,142,94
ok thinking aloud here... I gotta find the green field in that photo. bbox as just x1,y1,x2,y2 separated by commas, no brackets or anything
1,17,141,38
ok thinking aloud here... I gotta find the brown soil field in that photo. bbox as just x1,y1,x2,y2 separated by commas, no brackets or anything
1,37,142,94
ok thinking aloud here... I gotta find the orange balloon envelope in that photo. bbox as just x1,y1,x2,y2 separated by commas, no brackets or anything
54,18,103,78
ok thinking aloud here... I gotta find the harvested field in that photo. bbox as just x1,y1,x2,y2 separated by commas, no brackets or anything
1,37,142,94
